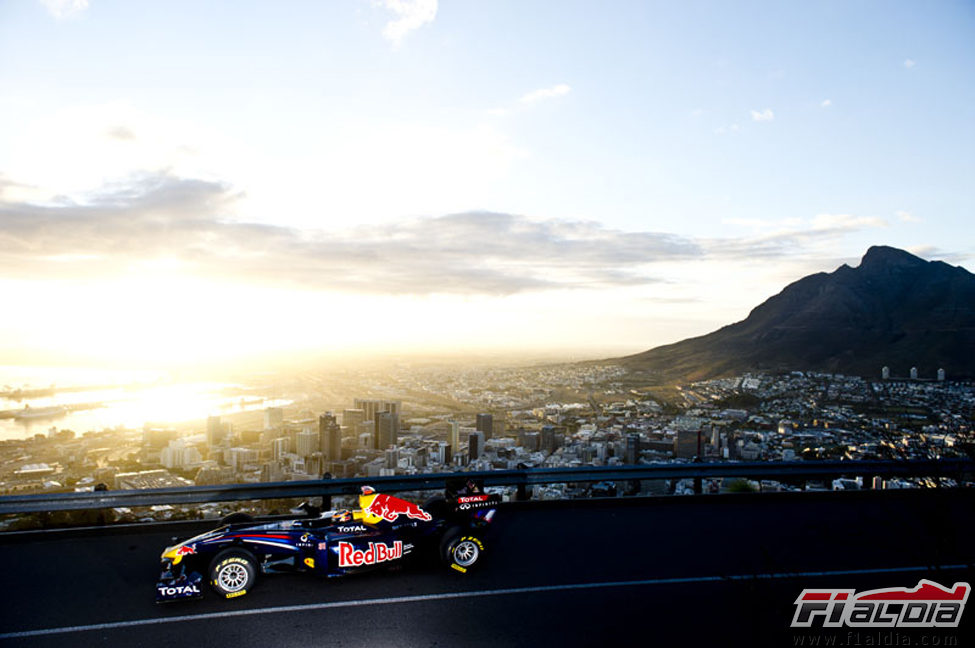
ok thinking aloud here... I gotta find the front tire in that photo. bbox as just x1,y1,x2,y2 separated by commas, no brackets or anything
440,528,484,573
209,549,258,599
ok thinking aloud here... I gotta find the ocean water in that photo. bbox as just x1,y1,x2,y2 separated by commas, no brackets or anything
0,366,290,440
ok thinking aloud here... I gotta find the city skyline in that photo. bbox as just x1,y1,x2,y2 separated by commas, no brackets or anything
1,1,973,368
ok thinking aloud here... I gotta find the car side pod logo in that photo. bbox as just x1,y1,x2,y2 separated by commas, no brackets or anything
362,493,432,523
792,580,970,628
337,541,403,568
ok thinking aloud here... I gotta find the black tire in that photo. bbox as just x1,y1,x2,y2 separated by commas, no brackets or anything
221,512,254,524
440,527,484,573
209,549,258,599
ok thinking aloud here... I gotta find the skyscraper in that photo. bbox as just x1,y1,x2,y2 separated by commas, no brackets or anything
296,429,319,457
469,430,484,461
263,407,284,430
541,425,557,454
353,399,401,424
476,413,493,441
674,429,701,459
353,399,382,424
353,399,401,449
518,430,540,452
272,437,290,460
319,413,342,462
449,420,460,454
207,416,224,448
342,408,365,433
625,433,641,464
376,411,399,449
305,452,324,478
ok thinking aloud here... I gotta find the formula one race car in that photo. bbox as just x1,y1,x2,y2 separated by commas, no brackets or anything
155,480,501,602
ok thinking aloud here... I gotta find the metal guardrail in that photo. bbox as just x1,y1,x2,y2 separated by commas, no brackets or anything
1,459,971,515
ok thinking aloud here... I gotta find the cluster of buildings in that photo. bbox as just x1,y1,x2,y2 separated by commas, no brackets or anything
0,366,971,511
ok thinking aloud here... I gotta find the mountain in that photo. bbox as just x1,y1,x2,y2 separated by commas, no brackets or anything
620,246,975,381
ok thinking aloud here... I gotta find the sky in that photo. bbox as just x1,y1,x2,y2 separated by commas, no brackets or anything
0,0,973,369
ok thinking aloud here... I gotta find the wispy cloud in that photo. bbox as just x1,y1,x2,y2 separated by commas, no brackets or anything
750,108,774,122
903,58,916,69
0,175,27,199
489,84,572,117
906,246,971,265
1,172,925,297
380,0,437,45
713,123,741,135
820,99,832,108
519,84,572,105
810,213,887,231
38,0,88,19
896,210,921,223
0,171,699,295
105,125,136,141
713,213,889,260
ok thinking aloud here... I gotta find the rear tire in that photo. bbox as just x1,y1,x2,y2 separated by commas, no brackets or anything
209,548,258,599
440,527,484,573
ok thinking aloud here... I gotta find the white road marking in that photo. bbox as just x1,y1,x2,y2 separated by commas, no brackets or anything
1,563,970,639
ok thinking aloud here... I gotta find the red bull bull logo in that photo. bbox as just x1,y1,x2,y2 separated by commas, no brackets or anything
337,541,403,567
175,545,195,556
363,493,432,522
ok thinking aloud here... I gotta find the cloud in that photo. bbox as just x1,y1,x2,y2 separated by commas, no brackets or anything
809,213,888,231
0,175,27,199
896,210,921,223
750,108,774,122
105,125,137,141
519,84,572,105
906,246,971,265
488,84,572,117
380,0,438,45
711,213,889,260
38,0,88,19
0,171,701,295
820,99,832,108
2,172,929,298
903,59,916,69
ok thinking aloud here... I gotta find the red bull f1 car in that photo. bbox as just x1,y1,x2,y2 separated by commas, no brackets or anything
156,482,500,602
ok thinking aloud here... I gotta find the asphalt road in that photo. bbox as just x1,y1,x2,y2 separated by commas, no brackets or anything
1,489,973,648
